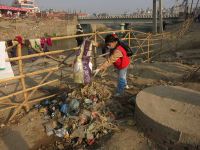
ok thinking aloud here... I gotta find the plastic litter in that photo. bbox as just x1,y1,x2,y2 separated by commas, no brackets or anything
69,99,80,116
54,128,69,138
35,82,118,148
60,103,68,116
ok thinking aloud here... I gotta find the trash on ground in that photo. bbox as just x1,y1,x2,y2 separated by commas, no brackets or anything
34,82,118,149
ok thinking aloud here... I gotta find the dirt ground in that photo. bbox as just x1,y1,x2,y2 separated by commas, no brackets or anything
0,22,200,150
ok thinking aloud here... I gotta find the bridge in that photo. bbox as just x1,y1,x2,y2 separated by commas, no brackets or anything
78,14,181,24
78,0,194,33
78,14,183,33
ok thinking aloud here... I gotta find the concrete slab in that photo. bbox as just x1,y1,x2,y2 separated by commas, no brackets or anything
135,86,200,149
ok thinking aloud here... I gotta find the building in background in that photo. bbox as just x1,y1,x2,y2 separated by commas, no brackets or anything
12,0,40,12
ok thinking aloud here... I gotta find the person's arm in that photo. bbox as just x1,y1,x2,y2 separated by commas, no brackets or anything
99,49,123,71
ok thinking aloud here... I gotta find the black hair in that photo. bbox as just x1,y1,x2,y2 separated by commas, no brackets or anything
76,24,82,29
104,34,119,44
104,34,134,56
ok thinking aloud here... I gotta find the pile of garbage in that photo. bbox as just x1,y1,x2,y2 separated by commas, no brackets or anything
34,82,119,149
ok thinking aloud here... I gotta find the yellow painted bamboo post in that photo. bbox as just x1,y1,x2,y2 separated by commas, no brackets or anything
128,31,131,47
17,44,29,112
93,32,97,69
128,31,134,63
147,33,150,63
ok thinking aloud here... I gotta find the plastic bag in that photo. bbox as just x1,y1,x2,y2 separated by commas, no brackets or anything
73,60,84,84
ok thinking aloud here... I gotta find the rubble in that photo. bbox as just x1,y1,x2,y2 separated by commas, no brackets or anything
34,82,118,149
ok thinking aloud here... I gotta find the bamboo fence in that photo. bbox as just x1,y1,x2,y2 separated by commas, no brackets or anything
0,27,189,121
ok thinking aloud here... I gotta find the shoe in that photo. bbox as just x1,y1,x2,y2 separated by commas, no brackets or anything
125,85,130,89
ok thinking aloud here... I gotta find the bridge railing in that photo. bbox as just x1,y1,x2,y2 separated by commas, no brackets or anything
78,14,179,19
0,29,172,122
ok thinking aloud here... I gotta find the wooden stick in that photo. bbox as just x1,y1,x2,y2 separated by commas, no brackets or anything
7,50,66,62
31,47,66,64
96,33,105,42
90,34,95,39
0,102,19,105
94,29,130,35
123,37,168,41
27,94,57,104
128,32,131,47
147,34,150,62
0,106,17,112
51,30,136,41
0,67,59,83
132,33,151,58
123,32,129,39
95,29,146,36
50,30,147,44
133,50,155,58
143,48,165,62
0,79,58,102
0,94,56,112
51,33,95,41
130,43,160,49
17,44,29,111
6,47,79,62
9,71,55,121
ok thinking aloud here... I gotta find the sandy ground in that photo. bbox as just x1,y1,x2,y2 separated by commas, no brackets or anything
0,22,200,150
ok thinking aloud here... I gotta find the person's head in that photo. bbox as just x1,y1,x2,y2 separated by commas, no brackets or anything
76,24,83,33
105,34,119,49
76,24,82,29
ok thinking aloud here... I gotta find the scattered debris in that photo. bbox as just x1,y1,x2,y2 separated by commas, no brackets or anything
34,82,118,149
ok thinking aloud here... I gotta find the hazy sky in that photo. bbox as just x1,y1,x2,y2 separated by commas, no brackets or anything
1,0,175,13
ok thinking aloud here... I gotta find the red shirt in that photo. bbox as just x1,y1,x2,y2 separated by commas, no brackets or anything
113,45,130,69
